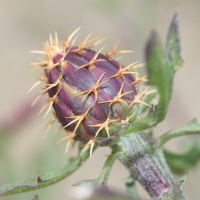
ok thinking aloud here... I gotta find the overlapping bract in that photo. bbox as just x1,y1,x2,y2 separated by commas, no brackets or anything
30,29,149,156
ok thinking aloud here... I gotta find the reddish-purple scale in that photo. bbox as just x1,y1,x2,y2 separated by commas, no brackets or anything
46,46,138,141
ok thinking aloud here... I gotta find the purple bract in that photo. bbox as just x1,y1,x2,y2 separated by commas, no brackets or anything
30,30,149,156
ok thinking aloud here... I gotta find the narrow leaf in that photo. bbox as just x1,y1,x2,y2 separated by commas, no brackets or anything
74,150,124,188
123,105,155,134
164,139,200,175
145,31,172,124
179,173,188,191
0,148,92,197
100,106,155,147
158,119,200,146
125,176,140,200
141,92,157,113
166,12,183,70
145,13,183,125
95,150,124,186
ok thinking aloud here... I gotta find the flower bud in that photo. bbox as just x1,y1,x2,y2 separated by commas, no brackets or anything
30,29,149,156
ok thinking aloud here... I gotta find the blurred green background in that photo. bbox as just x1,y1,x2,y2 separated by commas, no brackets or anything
0,0,200,199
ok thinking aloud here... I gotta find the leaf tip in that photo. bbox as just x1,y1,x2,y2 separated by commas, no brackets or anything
171,12,179,30
145,30,159,62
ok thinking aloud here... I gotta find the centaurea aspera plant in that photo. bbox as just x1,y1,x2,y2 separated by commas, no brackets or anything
1,13,200,200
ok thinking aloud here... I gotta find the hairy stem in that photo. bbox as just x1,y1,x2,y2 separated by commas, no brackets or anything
112,132,186,200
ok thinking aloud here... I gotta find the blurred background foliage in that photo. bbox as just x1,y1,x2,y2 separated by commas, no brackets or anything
0,0,200,199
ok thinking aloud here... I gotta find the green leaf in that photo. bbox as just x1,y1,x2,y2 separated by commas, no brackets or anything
124,105,155,133
74,150,124,188
0,148,92,197
164,139,200,175
73,180,97,188
166,12,183,71
125,176,139,200
96,150,124,186
145,31,168,124
121,14,182,135
179,173,187,191
102,13,184,144
141,92,157,114
158,119,200,146
99,106,155,147
145,13,183,125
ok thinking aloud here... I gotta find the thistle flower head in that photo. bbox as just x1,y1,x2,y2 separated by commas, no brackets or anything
30,29,149,156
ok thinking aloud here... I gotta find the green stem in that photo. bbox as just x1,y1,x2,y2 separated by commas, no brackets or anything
95,150,124,186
